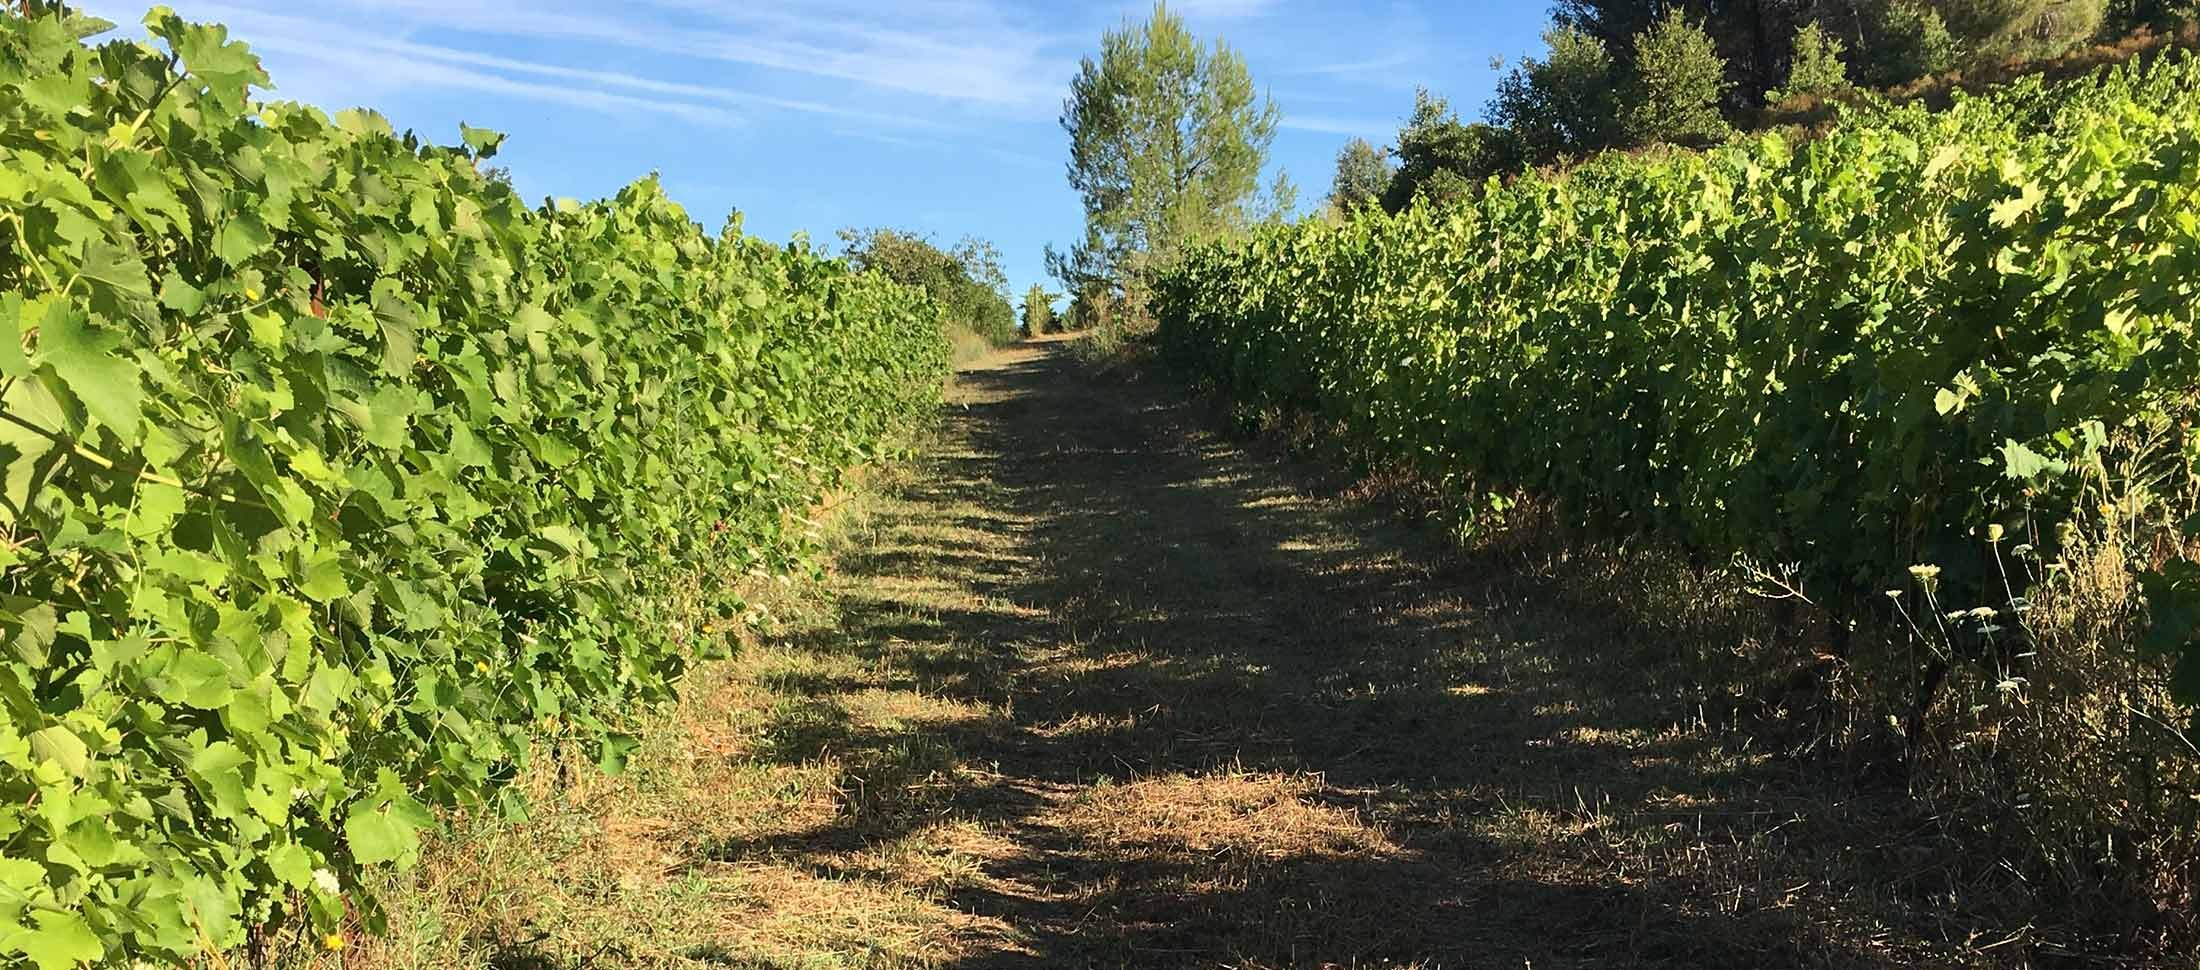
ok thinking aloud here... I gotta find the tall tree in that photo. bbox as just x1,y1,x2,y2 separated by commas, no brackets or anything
1553,0,2124,105
1051,2,1279,291
1328,138,1393,213
1256,169,1299,225
2106,0,2199,30
1551,0,1661,64
1490,27,1623,164
1624,8,1734,146
1020,284,1058,336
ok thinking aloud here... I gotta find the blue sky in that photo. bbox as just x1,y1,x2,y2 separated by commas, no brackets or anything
84,0,1553,299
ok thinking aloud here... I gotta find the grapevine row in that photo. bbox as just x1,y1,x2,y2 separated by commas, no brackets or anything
0,9,947,965
1157,52,2200,679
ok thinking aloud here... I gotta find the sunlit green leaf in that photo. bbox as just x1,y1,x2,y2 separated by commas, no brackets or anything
33,304,142,445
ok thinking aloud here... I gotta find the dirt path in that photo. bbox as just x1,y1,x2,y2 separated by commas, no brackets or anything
351,336,2057,969
697,336,1973,970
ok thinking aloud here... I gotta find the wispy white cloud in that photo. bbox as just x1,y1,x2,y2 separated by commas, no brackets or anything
1272,87,1361,106
830,128,935,149
332,28,934,128
1280,114,1395,138
1288,50,1417,79
325,0,1078,116
246,35,749,129
106,0,1006,134
126,0,1435,146
983,145,1058,170
81,0,740,128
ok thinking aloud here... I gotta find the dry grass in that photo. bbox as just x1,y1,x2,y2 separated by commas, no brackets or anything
1197,366,2200,963
945,324,999,370
266,460,1018,969
1895,461,2200,961
302,635,1015,970
272,338,2196,970
1063,771,1400,864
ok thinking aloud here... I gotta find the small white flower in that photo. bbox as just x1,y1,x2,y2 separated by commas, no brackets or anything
312,868,341,895
1907,563,1943,593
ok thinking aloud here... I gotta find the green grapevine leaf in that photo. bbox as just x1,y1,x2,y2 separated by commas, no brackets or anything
4,910,105,970
33,304,142,445
459,123,506,159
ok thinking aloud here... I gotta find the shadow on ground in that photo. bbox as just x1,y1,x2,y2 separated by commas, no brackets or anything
732,338,1977,970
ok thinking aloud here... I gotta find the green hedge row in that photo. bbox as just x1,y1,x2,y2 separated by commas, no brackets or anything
0,8,947,966
1158,53,2200,659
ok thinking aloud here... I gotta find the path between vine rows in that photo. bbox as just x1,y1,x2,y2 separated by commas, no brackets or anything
566,336,1983,970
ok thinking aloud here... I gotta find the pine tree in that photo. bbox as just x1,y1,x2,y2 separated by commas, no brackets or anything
1257,169,1299,225
2106,0,2200,31
1944,0,2109,61
1327,138,1392,213
1623,8,1732,148
1020,284,1058,336
1867,2,1962,85
1767,22,1852,104
1050,2,1279,292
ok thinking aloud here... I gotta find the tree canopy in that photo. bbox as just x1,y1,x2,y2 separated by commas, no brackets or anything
1623,8,1733,147
1490,27,1622,162
1548,0,2153,109
1050,2,1280,292
1381,90,1520,212
1338,0,2181,214
840,228,1018,345
1767,21,1853,103
1327,138,1393,213
1021,284,1059,336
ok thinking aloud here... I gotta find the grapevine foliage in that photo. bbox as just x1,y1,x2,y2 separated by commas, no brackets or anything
1158,53,2200,687
0,8,947,966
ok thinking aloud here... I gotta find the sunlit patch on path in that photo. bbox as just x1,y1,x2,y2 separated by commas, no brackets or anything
673,336,1972,970
384,337,2007,969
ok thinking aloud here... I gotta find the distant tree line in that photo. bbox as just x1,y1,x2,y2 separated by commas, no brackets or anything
840,228,1020,345
1022,284,1061,336
1328,0,2198,214
1040,1,2193,345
